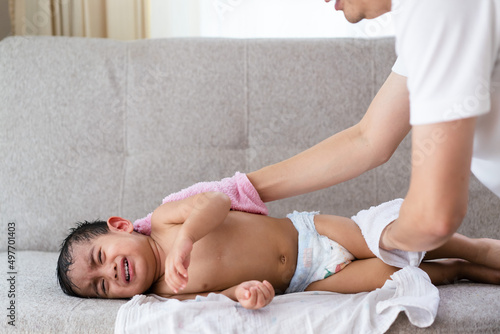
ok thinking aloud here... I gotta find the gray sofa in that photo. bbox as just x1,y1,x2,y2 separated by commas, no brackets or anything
1,36,499,333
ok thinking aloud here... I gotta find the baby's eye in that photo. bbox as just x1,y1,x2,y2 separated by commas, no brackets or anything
101,280,106,295
99,250,103,264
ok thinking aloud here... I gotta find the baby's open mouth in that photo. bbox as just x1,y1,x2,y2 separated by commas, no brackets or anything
124,258,130,282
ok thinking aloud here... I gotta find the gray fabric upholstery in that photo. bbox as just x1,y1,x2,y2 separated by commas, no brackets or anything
0,36,499,333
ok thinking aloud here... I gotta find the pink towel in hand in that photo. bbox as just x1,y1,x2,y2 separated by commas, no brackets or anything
133,172,268,235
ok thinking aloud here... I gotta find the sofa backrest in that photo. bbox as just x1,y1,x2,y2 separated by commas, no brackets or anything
1,36,499,252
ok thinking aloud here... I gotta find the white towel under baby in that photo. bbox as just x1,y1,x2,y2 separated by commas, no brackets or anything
115,266,439,334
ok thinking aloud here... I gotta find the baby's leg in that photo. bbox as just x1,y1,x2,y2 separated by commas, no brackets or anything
305,258,399,293
420,260,500,286
314,214,375,259
305,258,500,294
425,233,500,270
315,214,500,271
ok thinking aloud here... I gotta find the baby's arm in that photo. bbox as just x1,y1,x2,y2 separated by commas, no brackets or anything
134,172,268,236
151,192,231,293
222,280,275,310
158,280,275,310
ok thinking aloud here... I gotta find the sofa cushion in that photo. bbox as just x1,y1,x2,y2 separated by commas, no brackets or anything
2,36,499,253
1,251,123,333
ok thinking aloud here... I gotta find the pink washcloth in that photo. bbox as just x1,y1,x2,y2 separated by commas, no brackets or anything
133,172,268,235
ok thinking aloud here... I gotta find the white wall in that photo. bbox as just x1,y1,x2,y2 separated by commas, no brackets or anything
150,0,395,39
0,0,11,40
150,0,201,38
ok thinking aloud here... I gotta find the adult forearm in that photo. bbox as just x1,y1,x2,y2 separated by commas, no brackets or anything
248,72,411,203
248,125,382,202
380,119,475,252
380,217,451,253
380,192,468,252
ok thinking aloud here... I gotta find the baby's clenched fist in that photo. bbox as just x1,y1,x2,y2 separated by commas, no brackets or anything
235,280,275,309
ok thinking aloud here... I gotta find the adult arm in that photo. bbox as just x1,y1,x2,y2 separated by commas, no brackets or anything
380,117,476,251
248,71,411,202
379,0,494,252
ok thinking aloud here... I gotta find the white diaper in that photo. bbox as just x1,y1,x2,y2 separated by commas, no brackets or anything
285,211,354,293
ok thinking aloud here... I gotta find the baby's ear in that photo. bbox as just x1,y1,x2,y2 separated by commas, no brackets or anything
107,217,134,233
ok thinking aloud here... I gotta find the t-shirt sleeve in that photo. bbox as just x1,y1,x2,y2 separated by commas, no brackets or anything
394,0,497,125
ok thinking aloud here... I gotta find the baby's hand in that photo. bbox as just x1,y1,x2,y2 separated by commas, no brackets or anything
235,280,275,310
164,237,193,293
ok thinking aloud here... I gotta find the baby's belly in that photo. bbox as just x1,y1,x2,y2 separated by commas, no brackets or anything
188,212,298,294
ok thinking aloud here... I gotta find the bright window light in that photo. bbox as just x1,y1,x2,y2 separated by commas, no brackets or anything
150,0,395,39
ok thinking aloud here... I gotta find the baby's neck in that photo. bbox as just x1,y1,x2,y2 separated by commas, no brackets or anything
145,236,167,286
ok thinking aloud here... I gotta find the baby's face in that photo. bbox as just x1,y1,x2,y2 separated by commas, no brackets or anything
68,228,160,299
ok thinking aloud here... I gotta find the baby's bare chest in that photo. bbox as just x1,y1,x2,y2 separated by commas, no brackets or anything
153,213,298,295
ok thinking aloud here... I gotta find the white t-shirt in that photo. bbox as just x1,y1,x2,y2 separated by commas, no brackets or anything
391,0,500,198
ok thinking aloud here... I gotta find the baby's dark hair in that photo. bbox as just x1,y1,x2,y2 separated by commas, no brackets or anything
56,220,109,297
